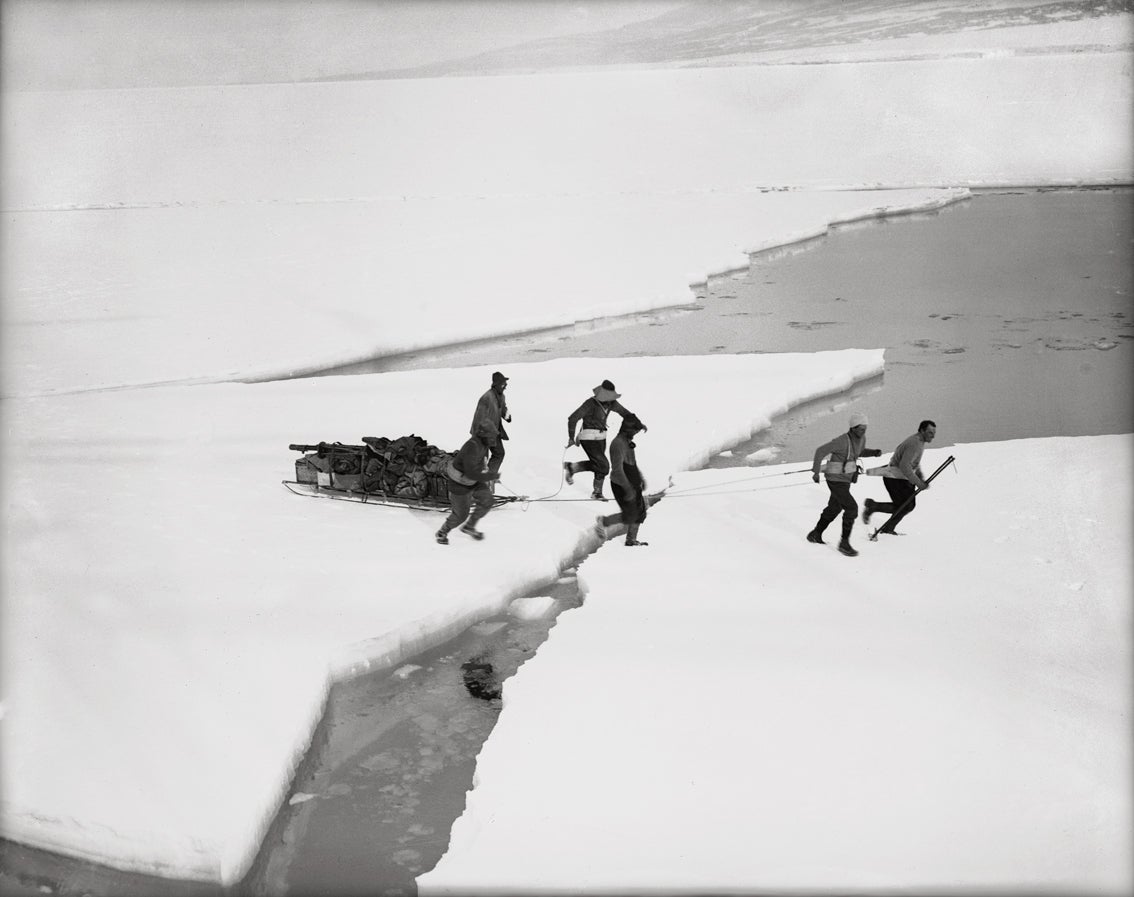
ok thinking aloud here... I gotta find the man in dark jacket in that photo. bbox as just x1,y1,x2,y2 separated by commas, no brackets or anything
607,414,650,546
436,424,499,545
807,411,883,557
564,379,635,501
470,371,511,480
863,419,937,535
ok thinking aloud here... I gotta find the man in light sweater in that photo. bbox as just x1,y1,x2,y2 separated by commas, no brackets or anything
863,419,937,535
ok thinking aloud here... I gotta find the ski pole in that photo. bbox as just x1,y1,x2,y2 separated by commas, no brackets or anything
868,455,956,542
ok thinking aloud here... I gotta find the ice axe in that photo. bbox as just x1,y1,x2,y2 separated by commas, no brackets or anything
868,455,956,541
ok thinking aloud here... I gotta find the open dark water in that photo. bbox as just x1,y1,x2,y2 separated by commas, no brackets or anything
321,188,1134,463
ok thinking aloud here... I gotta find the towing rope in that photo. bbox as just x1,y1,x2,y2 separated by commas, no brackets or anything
662,480,810,499
510,464,814,507
495,445,570,509
291,454,956,513
663,467,812,497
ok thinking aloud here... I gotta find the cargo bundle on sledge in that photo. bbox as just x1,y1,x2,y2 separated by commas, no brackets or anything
284,436,519,511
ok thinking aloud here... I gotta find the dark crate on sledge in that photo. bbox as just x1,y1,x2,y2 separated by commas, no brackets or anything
331,472,364,492
295,456,322,485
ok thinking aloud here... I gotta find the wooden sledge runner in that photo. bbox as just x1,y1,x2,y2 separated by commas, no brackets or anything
282,480,524,512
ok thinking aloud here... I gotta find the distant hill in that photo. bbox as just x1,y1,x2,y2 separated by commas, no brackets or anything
4,0,1129,90
319,0,1133,81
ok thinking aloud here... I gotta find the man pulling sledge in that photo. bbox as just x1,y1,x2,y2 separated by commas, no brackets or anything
863,419,937,535
807,411,883,557
603,413,651,546
564,379,637,501
435,423,500,545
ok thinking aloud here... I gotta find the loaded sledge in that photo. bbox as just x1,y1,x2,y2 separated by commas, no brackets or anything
283,436,523,512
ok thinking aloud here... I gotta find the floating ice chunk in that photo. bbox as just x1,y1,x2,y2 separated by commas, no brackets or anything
288,793,317,806
746,447,782,463
509,595,558,620
393,664,423,680
1093,338,1118,350
718,450,734,457
1042,336,1090,351
471,621,508,636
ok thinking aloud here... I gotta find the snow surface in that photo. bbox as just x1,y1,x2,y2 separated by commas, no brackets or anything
2,11,1132,890
421,434,1133,895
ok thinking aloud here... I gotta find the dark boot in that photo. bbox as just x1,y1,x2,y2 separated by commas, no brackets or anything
862,498,874,525
591,475,608,501
435,529,450,545
837,515,858,555
625,523,648,547
460,522,485,541
806,528,826,544
563,461,575,485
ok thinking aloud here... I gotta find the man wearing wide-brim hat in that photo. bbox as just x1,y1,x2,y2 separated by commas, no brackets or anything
565,379,638,501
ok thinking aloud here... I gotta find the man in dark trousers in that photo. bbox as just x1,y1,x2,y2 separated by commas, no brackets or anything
436,423,499,545
606,414,650,546
564,379,636,501
863,419,937,535
470,371,510,481
807,411,883,557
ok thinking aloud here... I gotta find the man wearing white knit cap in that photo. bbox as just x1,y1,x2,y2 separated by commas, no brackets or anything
807,411,883,557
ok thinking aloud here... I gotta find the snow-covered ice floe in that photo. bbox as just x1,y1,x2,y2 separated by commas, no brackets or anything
7,47,1129,397
420,433,1133,896
3,189,967,398
2,350,882,884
